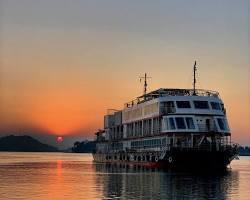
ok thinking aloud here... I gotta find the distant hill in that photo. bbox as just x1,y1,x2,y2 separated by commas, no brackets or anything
71,140,96,153
0,135,58,152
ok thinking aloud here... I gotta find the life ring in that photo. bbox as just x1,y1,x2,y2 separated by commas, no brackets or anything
168,156,173,163
155,156,159,162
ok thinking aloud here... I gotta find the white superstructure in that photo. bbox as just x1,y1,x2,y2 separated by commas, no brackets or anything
96,88,231,154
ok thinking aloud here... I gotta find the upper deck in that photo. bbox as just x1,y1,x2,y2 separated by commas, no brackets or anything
124,88,220,108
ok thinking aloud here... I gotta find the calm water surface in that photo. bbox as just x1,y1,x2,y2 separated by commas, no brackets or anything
0,152,249,200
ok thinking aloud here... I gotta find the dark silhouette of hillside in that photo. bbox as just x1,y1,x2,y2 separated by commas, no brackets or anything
0,135,58,152
72,140,96,153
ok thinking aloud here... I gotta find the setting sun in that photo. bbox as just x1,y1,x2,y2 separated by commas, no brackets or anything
56,136,63,143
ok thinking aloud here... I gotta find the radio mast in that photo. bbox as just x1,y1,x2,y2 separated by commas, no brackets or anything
193,61,197,95
140,73,151,100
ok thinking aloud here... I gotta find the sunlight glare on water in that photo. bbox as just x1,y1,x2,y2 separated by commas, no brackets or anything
0,152,249,200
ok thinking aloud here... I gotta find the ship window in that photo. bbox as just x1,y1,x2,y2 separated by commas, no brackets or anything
217,118,226,130
168,118,176,130
194,101,209,109
221,103,225,111
185,117,195,129
164,101,175,113
166,101,175,107
176,101,191,108
175,117,186,129
211,102,221,110
164,118,168,130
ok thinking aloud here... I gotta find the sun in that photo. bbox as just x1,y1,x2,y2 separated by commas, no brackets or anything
56,136,63,143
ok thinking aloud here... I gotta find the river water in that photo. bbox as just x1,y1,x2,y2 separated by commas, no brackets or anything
0,152,249,200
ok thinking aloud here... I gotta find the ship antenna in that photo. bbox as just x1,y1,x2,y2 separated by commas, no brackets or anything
193,61,197,95
140,73,151,100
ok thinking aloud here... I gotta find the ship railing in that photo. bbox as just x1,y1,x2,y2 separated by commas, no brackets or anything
171,142,239,152
153,89,220,97
107,149,124,154
124,89,220,108
160,145,170,151
129,145,163,152
176,89,219,97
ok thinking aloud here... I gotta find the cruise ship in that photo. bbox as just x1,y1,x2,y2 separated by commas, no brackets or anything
93,62,239,170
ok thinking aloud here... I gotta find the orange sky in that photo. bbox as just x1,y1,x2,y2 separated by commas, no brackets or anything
0,0,249,146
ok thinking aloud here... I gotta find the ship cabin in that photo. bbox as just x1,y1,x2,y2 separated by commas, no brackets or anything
96,88,231,154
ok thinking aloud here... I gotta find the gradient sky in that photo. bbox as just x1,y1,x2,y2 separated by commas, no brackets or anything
0,0,249,148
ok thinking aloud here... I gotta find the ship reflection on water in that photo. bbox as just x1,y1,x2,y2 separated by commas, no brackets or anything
94,163,239,200
0,153,249,200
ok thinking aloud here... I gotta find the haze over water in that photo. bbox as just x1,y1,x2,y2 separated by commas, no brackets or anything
0,152,249,200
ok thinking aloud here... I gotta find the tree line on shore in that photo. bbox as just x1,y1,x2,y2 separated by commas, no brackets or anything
239,146,250,156
71,140,96,153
